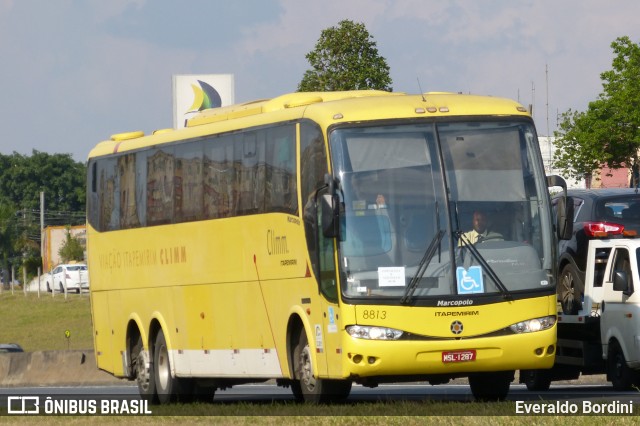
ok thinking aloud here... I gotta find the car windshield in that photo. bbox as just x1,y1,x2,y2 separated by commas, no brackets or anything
329,120,553,302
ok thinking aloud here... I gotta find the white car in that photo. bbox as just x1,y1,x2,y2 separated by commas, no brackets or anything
47,264,89,293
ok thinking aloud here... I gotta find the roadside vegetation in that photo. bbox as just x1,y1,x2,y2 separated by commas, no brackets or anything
0,292,93,351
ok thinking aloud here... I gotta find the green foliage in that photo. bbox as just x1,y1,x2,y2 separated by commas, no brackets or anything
553,107,604,181
554,36,640,185
0,151,86,278
58,227,85,263
0,150,86,212
298,20,392,92
0,202,17,284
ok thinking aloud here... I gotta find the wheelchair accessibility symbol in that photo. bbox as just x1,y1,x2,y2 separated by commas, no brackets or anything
456,266,484,294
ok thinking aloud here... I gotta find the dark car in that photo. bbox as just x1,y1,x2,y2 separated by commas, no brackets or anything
0,343,24,353
552,188,640,314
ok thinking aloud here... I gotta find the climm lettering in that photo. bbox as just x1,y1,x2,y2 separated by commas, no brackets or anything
267,229,289,255
159,246,187,265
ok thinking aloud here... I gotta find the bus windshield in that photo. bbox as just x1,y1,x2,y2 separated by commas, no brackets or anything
329,120,553,302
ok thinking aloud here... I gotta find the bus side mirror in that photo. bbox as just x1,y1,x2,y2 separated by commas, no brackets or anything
321,194,340,238
547,175,573,240
556,196,574,240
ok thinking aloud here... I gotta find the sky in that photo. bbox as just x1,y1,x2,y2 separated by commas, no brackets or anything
1,0,639,162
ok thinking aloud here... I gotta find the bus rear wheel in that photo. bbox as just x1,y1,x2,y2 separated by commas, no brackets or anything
293,331,351,403
134,344,158,404
154,330,194,403
469,371,513,401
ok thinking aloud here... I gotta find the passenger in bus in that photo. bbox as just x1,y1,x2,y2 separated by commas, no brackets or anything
348,175,386,211
459,210,503,245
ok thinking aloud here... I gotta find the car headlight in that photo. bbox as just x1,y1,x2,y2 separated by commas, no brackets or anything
346,325,404,340
509,315,556,334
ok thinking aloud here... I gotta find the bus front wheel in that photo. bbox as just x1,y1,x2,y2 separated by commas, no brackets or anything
293,331,351,403
469,371,513,401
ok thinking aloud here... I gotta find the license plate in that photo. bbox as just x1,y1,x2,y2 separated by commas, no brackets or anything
442,350,476,363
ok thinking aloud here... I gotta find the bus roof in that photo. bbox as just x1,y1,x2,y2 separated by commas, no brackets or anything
88,91,531,159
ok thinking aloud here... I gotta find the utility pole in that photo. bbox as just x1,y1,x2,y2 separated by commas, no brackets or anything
40,191,44,272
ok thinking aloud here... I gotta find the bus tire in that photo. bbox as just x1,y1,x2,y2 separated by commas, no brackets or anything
608,342,635,391
520,369,552,391
153,330,185,404
134,344,158,404
290,379,304,402
293,331,351,403
469,371,513,401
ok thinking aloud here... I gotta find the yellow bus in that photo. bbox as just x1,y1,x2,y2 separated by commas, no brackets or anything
87,90,571,403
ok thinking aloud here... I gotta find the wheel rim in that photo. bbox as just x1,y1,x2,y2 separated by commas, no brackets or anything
300,345,316,392
157,342,170,391
559,271,575,305
136,351,151,392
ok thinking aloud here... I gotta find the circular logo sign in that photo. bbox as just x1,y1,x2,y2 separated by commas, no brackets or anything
450,321,463,335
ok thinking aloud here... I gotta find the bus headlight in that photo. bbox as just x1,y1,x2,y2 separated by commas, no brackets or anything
346,325,404,340
509,315,556,334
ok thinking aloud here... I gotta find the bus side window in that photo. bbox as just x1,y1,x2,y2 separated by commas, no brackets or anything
146,148,175,226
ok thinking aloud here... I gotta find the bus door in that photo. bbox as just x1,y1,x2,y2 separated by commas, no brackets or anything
316,190,343,378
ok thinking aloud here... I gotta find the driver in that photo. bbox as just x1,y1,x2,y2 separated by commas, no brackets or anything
459,210,503,245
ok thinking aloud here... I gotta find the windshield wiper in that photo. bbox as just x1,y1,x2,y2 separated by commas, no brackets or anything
401,230,445,304
456,231,512,299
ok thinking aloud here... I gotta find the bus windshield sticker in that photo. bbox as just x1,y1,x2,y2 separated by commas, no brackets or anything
378,267,405,287
456,266,484,294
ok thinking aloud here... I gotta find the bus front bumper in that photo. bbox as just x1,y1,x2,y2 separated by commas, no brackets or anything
340,326,556,378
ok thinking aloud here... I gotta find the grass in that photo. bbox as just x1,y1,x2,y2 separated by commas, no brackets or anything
0,410,637,425
0,291,93,351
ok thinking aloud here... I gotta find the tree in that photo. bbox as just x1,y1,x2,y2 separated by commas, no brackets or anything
0,203,17,286
0,150,86,212
554,36,640,186
58,227,85,263
298,20,392,92
0,151,86,279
